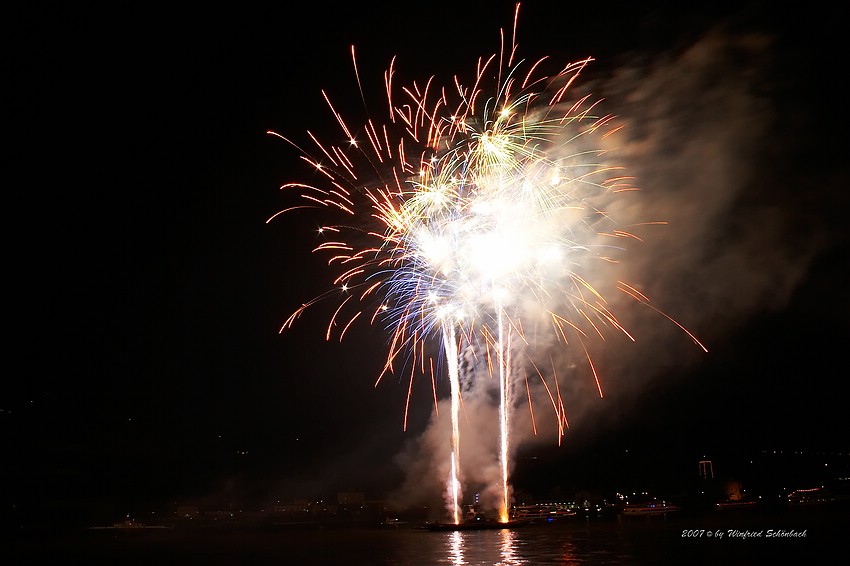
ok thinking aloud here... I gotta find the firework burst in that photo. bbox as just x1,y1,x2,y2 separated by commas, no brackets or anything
270,3,705,523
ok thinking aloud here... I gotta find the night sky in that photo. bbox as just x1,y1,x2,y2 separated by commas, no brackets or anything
6,1,847,526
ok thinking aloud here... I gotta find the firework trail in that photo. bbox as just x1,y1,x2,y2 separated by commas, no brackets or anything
270,3,705,523
442,323,461,524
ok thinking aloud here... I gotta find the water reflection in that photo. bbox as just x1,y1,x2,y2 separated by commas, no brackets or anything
448,531,466,565
443,528,526,565
498,528,522,565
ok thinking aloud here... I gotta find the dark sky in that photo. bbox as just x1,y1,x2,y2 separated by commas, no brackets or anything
5,1,848,524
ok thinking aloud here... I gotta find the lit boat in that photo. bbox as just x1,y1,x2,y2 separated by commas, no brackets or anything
619,502,680,516
512,504,577,522
88,518,170,530
788,487,834,506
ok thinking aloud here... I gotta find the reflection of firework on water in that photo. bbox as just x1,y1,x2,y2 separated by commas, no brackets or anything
270,4,705,523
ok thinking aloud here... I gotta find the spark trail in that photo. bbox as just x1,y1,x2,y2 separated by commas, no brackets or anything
270,3,706,524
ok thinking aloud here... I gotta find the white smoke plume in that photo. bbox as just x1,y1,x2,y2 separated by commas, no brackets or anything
389,23,829,514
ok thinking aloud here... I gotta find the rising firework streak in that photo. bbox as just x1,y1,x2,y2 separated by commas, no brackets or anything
269,2,706,524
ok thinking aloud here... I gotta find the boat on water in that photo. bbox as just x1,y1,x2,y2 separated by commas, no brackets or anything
383,517,409,527
423,505,532,531
88,518,170,530
512,504,577,523
619,502,681,516
788,487,834,507
423,518,532,531
715,499,758,510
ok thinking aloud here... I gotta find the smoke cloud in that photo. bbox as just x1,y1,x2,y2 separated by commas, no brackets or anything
389,23,830,514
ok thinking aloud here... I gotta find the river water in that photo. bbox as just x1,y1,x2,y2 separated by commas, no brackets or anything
10,505,844,565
